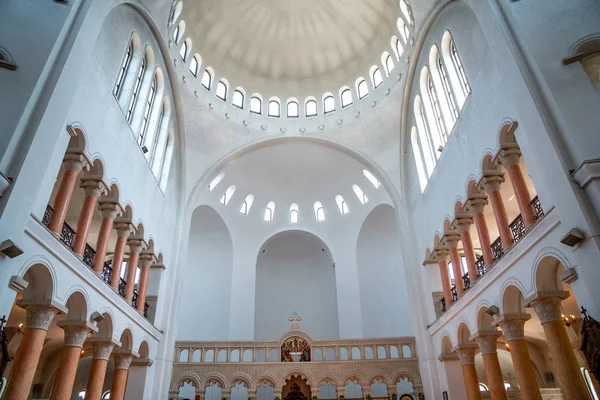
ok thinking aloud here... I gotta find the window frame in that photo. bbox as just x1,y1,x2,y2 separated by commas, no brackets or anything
138,74,157,146
287,100,299,117
113,41,133,97
232,89,244,109
126,55,147,122
305,99,318,117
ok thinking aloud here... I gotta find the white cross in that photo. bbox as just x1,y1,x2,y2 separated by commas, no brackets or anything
288,311,302,331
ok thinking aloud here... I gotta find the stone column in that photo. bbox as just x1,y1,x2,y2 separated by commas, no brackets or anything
221,389,231,399
110,351,136,400
362,386,372,398
457,216,479,282
84,340,117,400
72,178,104,255
495,315,542,400
454,344,482,400
124,238,143,302
387,384,397,397
49,155,86,234
529,294,591,400
482,174,513,251
446,234,465,295
499,148,536,226
466,197,494,267
92,201,119,274
50,322,97,400
168,389,180,400
247,389,257,400
110,222,132,291
437,252,453,306
3,304,61,400
274,388,283,400
310,387,319,399
136,252,154,314
196,389,206,400
472,331,508,400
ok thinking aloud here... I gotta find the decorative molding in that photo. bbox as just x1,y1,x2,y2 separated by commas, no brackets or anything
560,268,578,284
493,314,530,341
8,275,28,292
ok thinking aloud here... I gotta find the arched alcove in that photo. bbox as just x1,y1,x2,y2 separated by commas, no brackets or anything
254,230,339,340
176,205,233,340
356,204,413,337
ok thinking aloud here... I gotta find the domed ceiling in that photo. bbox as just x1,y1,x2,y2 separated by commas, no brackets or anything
181,0,400,96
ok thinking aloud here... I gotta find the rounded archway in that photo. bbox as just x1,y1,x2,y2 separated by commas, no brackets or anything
255,230,338,340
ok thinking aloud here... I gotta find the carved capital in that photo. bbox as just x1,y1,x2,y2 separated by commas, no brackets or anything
499,147,522,167
63,152,87,173
113,351,135,370
466,197,488,214
127,237,144,253
24,304,60,331
482,173,505,193
139,251,155,267
456,217,474,233
453,344,478,365
528,293,568,324
443,233,461,249
472,331,501,355
80,177,105,198
57,321,97,347
99,200,120,220
91,340,118,360
494,314,531,341
114,221,133,237
438,353,459,362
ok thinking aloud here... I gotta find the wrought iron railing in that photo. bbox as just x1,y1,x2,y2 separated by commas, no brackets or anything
41,204,150,320
439,196,545,315
451,285,457,302
132,290,138,308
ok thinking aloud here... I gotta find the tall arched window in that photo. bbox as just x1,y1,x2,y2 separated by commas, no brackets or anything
147,100,166,160
264,201,275,222
126,53,147,122
290,204,299,223
352,185,368,204
436,51,459,123
114,40,133,97
411,126,428,191
180,38,191,60
363,170,380,188
384,53,395,75
189,55,200,77
138,74,157,145
414,95,437,174
174,21,185,44
397,18,408,43
220,185,236,206
305,98,317,117
216,79,228,100
441,31,470,108
268,99,281,117
427,74,447,145
340,88,352,108
356,78,369,99
250,95,262,114
170,2,182,25
395,39,404,60
158,129,174,190
450,39,471,97
240,194,254,215
232,88,244,108
323,94,335,113
209,173,225,192
287,99,299,117
371,67,383,88
201,69,212,90
314,202,325,222
400,0,412,24
335,195,349,215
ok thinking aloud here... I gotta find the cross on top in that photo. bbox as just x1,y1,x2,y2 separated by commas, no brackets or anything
288,311,302,331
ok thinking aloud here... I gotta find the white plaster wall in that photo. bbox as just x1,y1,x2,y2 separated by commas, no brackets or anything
254,230,339,340
356,204,414,337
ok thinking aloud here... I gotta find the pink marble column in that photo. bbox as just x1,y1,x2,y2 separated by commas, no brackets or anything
84,341,117,400
499,149,536,226
446,234,465,295
110,352,135,400
124,238,143,302
110,222,132,291
73,179,103,255
437,251,453,306
49,156,85,234
467,198,494,267
457,216,479,281
92,202,119,274
482,174,513,251
136,252,154,314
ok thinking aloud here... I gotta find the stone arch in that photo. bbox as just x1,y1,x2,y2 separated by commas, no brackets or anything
501,283,527,315
92,310,114,340
279,370,313,388
203,375,227,391
532,249,572,293
498,119,519,147
476,303,496,332
20,262,55,303
481,153,499,174
315,374,339,388
440,335,453,356
118,328,134,352
342,372,367,386
229,374,253,390
392,369,422,385
367,371,393,385
454,199,466,216
138,340,150,358
172,374,202,390
457,322,472,346
66,123,87,154
64,290,89,322
87,158,105,181
254,375,277,389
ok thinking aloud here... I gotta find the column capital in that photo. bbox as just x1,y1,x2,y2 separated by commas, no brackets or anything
139,251,155,267
63,152,88,173
89,339,120,360
362,386,372,395
493,314,531,341
80,177,106,198
16,301,67,331
499,146,522,167
438,352,459,362
525,291,570,324
99,200,120,219
127,237,144,253
442,233,461,248
456,216,474,232
452,344,478,365
471,331,502,354
482,173,505,193
130,357,153,367
432,247,449,261
335,387,345,396
112,350,137,370
466,196,488,214
114,221,133,237
57,321,97,347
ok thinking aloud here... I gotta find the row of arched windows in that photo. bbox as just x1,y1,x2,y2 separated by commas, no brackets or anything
411,31,471,191
208,171,380,223
169,1,413,119
113,32,175,191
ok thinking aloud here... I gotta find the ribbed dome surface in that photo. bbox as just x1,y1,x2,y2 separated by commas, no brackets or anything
182,0,399,96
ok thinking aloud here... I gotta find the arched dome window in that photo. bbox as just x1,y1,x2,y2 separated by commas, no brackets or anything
240,194,254,215
290,203,299,223
180,38,192,61
305,98,317,117
432,45,459,128
170,1,183,25
356,78,369,99
314,201,325,222
232,88,245,108
383,52,395,75
209,172,225,191
189,54,201,77
216,79,229,100
201,68,213,90
323,93,335,113
126,49,148,122
371,66,383,88
397,18,408,43
363,170,380,188
352,184,368,205
425,70,447,144
392,36,403,60
264,201,275,222
287,98,299,117
113,37,134,97
250,95,262,114
220,185,236,206
174,21,185,44
138,73,158,146
411,126,428,192
335,195,349,215
441,31,471,108
340,87,353,108
268,98,281,117
414,95,437,174
400,0,412,25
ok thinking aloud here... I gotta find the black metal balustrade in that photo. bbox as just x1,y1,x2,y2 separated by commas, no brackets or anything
439,196,545,315
41,205,150,319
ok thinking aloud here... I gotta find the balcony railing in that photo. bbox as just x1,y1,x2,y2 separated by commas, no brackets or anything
439,196,544,314
41,205,149,318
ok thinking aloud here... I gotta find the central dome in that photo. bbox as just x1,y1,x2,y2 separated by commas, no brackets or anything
183,0,399,96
